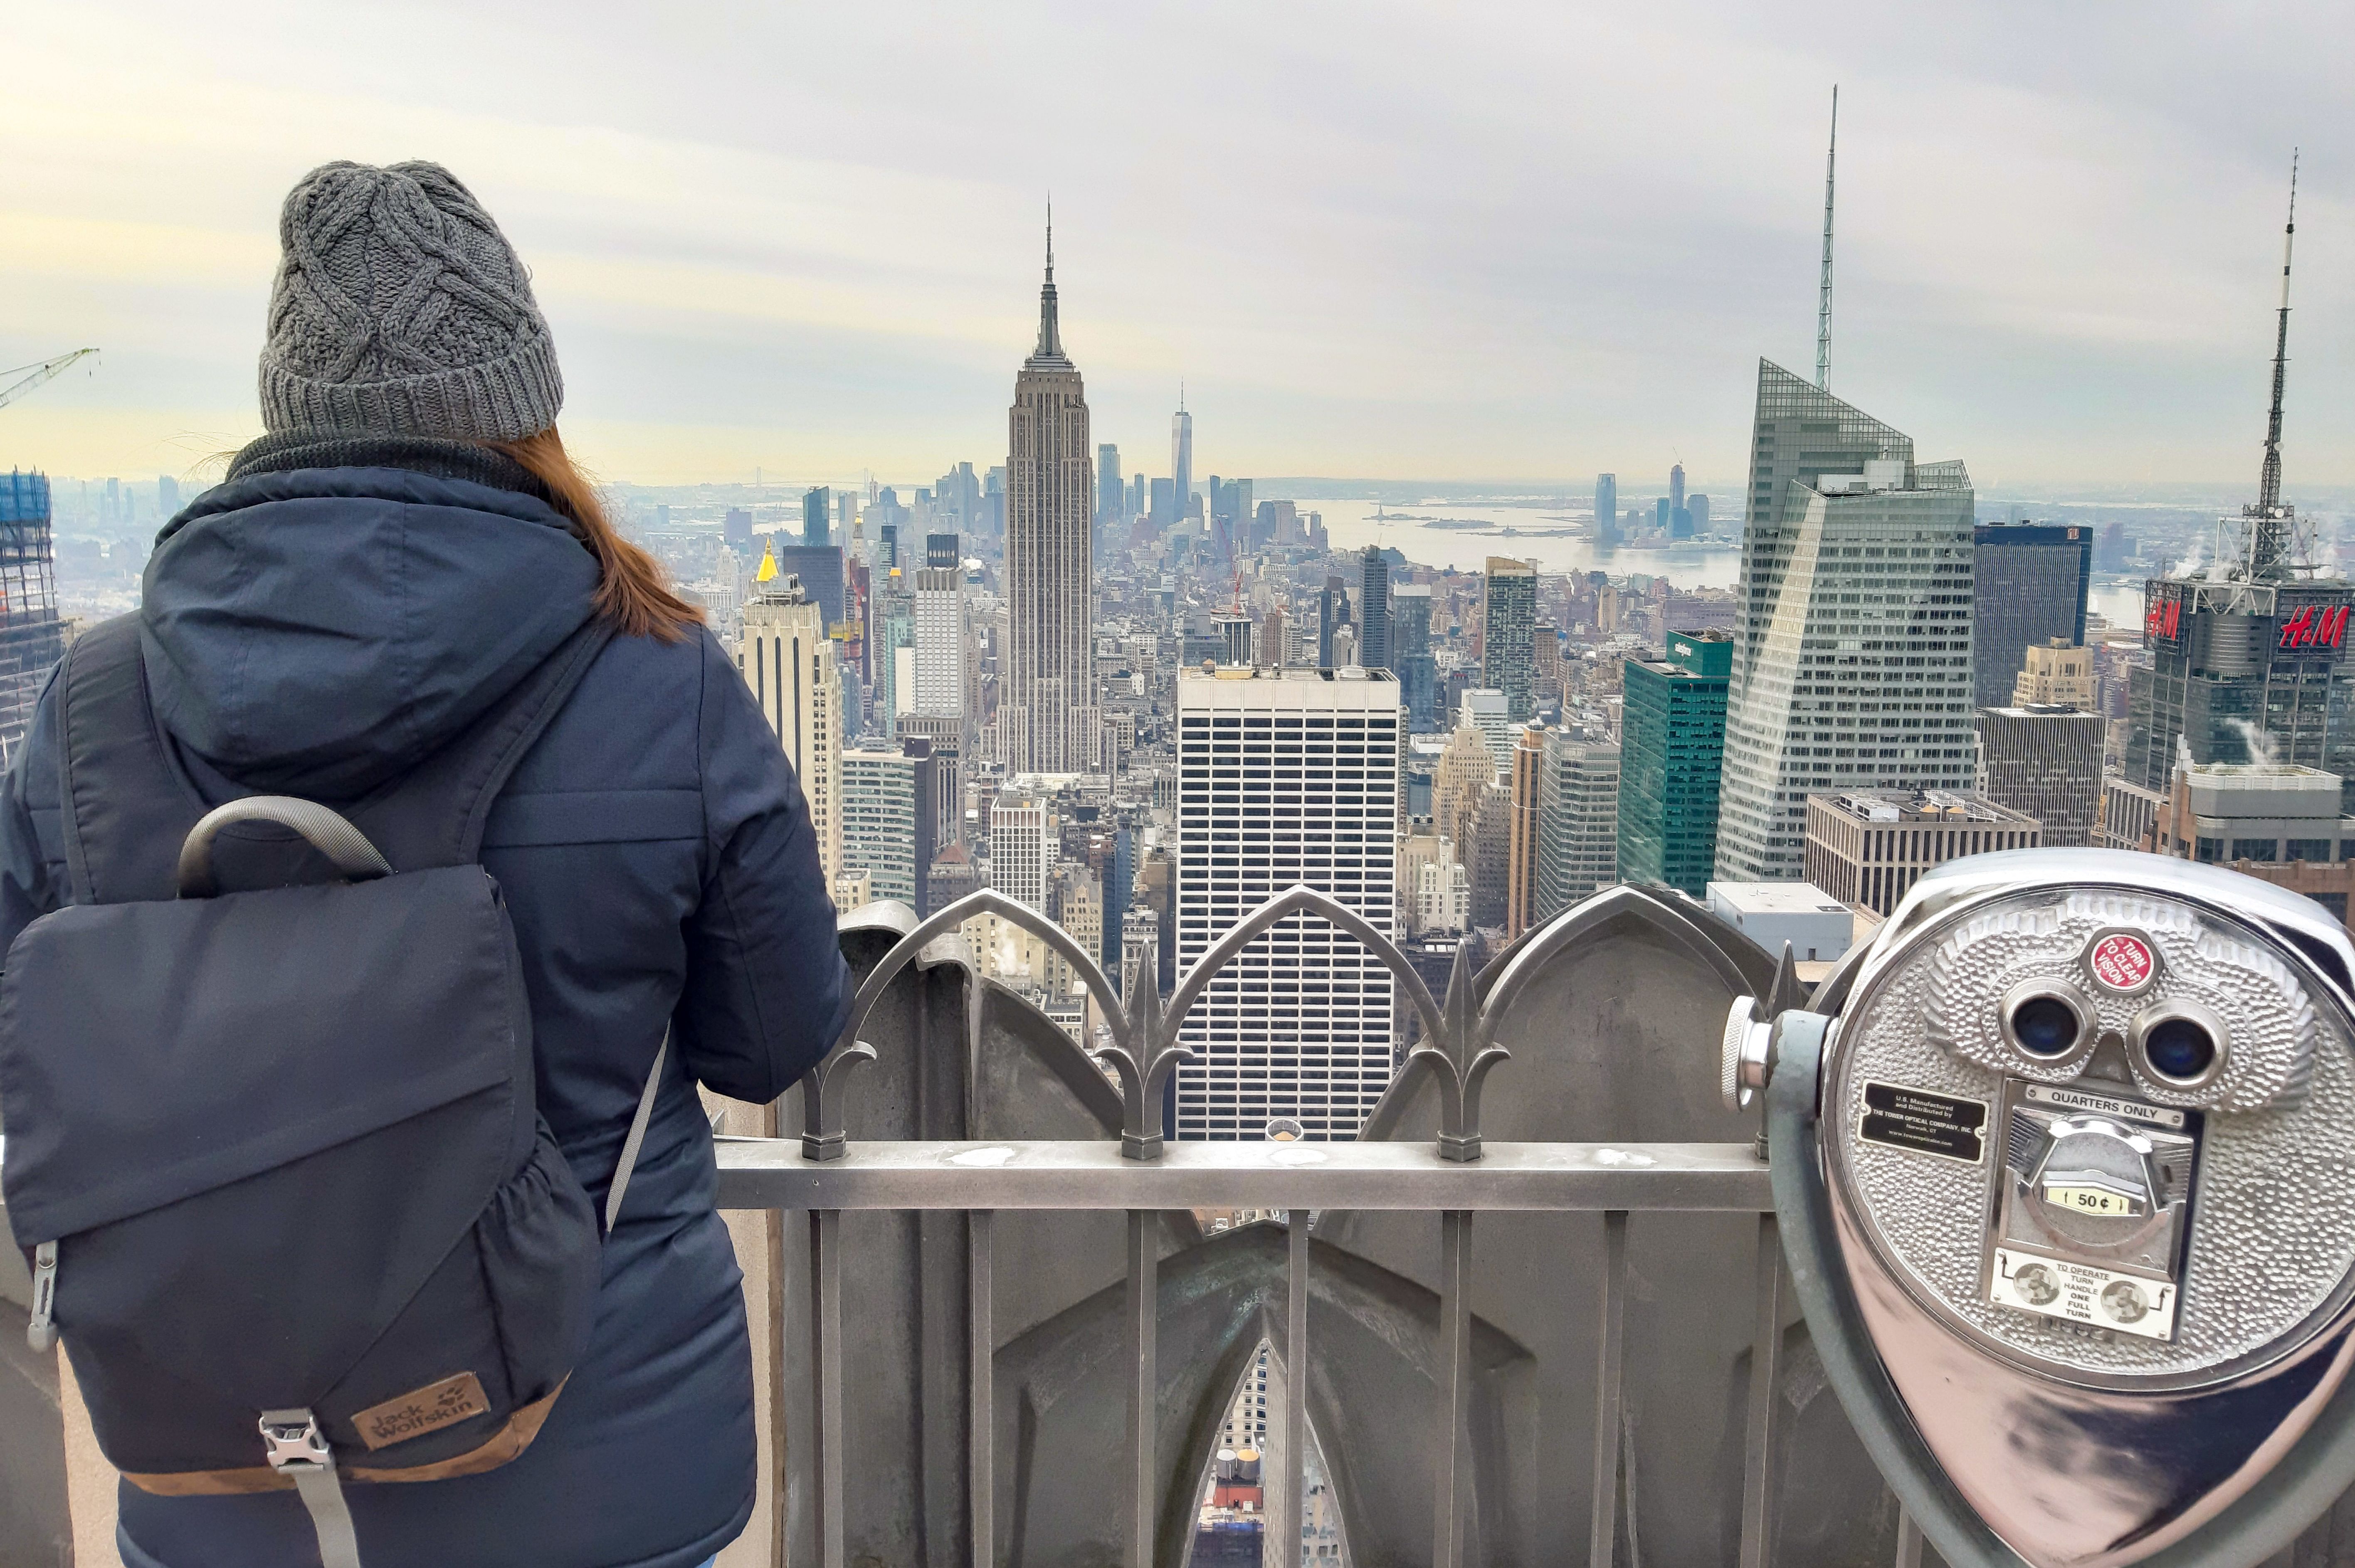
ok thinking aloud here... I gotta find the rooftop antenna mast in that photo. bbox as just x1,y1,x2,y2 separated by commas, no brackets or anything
2246,150,2299,581
1815,86,1838,390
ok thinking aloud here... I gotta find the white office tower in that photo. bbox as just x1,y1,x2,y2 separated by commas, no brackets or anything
1459,688,1513,775
1175,668,1404,1141
839,749,921,907
740,567,840,884
1717,361,1977,881
989,791,1057,913
913,565,968,717
1002,217,1101,774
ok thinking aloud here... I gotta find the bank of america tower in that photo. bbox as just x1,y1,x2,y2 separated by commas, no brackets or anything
1715,362,1978,882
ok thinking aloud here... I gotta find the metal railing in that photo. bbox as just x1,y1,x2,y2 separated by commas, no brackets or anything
715,883,1855,1568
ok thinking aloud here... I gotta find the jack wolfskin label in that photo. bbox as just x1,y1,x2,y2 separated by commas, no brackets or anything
354,1371,491,1451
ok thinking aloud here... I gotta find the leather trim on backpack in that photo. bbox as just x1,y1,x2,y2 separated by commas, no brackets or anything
116,1378,568,1495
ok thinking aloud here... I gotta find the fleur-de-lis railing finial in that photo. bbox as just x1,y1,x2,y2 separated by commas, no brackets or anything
800,890,1139,1161
1403,937,1513,1162
1090,957,1196,1160
799,1040,878,1161
800,882,1500,1163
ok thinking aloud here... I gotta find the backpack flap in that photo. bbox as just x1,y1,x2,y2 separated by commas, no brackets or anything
0,865,535,1473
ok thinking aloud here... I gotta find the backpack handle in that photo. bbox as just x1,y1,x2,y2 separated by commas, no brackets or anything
178,798,394,899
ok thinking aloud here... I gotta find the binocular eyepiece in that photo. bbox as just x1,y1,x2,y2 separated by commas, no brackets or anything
1732,848,2355,1568
1995,979,2229,1090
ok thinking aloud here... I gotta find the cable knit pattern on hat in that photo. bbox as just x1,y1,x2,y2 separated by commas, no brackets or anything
258,160,562,441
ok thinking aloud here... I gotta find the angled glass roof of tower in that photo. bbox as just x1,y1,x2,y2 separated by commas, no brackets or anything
1745,359,1914,532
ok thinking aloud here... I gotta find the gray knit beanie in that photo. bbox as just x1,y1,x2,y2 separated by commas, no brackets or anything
258,160,562,441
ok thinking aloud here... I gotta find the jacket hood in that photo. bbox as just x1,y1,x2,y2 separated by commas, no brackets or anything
141,454,601,801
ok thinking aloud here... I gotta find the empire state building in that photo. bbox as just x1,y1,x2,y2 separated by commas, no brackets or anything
1002,217,1100,774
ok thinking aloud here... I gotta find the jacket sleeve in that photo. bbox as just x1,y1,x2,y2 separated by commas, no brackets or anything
674,629,852,1104
0,668,67,963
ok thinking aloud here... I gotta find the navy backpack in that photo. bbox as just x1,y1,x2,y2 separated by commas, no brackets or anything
0,613,660,1568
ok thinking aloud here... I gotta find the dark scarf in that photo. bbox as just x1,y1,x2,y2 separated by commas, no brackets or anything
224,429,553,505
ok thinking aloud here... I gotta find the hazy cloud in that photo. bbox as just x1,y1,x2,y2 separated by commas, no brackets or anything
2,0,2348,492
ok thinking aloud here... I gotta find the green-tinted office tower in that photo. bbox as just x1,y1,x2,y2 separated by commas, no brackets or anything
1618,629,1732,895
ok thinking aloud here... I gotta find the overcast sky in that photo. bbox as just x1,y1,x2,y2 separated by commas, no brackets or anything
4,1,2350,496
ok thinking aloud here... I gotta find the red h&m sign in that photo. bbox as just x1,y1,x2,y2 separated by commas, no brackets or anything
2145,596,2182,643
2278,605,2350,651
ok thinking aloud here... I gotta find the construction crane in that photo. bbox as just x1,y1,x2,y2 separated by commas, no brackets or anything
0,349,100,412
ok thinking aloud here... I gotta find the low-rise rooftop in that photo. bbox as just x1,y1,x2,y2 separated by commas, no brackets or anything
1816,788,2035,826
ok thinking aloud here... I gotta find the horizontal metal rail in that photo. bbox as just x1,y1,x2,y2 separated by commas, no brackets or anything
711,883,1805,1567
715,1137,1772,1212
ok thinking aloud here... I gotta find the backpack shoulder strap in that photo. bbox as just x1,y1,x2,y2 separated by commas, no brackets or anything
349,618,617,872
54,615,205,905
53,615,619,899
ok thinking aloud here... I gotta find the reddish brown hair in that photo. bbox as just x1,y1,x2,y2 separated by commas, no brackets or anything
492,428,704,643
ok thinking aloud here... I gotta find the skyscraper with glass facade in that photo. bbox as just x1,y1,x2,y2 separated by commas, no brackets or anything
1482,557,1537,719
1972,522,2090,710
0,472,63,771
1976,704,2103,849
1716,361,1977,882
772,545,846,632
1171,398,1193,523
1618,629,1732,896
1096,443,1121,528
1357,546,1391,671
1390,584,1436,728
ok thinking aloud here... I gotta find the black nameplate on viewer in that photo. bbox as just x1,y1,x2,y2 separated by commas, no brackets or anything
1859,1081,1987,1164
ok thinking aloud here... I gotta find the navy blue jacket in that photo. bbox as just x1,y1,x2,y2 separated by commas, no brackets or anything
0,451,851,1568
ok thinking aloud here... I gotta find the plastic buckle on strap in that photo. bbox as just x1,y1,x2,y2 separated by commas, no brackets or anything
259,1410,332,1472
25,1240,58,1353
259,1408,365,1568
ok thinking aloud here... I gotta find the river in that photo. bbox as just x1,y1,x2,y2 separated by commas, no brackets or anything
1309,498,2155,638
1301,499,1742,588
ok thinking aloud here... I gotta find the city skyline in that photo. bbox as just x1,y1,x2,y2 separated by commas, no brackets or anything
6,5,2353,491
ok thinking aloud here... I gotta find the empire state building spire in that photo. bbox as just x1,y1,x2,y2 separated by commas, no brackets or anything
1004,202,1097,774
1028,202,1070,368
